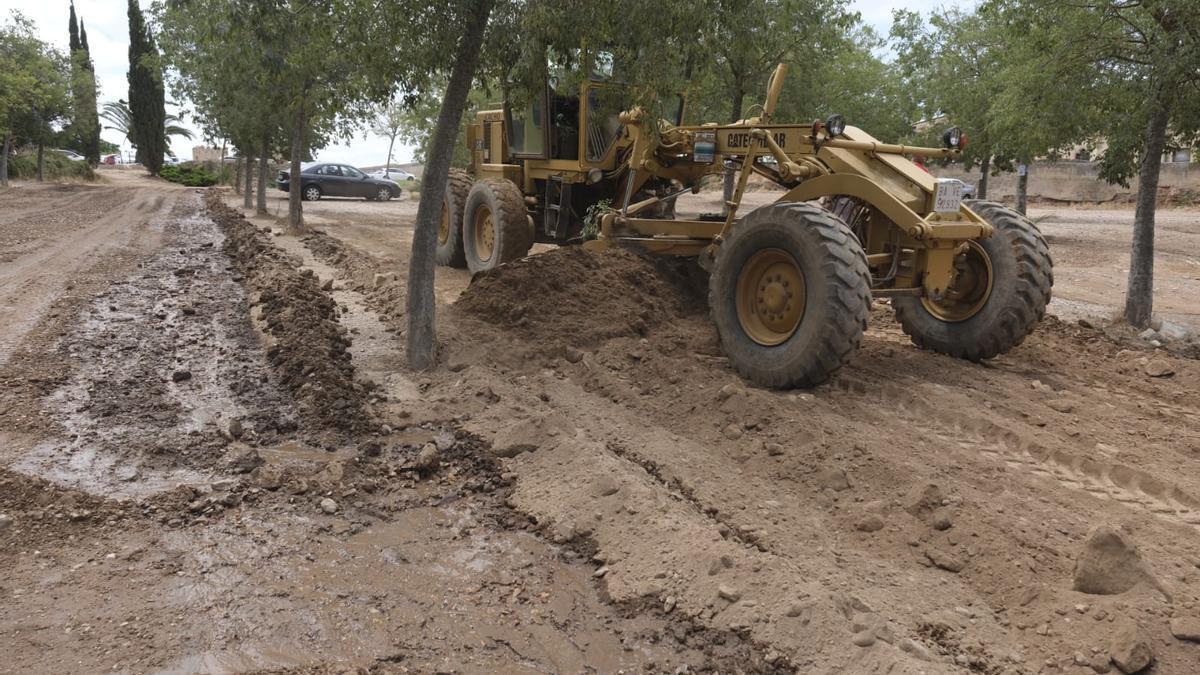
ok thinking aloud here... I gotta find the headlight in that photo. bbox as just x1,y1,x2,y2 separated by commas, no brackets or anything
825,114,846,138
943,126,966,149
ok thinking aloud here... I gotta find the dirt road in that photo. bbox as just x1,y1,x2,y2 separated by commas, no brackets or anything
1,174,1198,674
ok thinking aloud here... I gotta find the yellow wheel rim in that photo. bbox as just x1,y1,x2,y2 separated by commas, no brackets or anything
438,202,450,245
473,206,495,262
736,249,806,346
922,240,994,322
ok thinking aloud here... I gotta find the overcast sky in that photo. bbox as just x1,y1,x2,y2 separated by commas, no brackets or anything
4,0,965,168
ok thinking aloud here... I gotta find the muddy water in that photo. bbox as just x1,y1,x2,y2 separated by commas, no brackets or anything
11,194,296,498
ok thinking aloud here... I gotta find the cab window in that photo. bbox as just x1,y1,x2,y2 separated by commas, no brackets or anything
508,95,547,158
343,166,365,179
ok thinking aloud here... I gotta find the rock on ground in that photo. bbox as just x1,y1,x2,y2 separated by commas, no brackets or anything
1073,525,1160,596
1109,622,1153,673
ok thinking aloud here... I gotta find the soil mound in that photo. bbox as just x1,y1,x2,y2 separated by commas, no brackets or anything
206,194,371,433
454,247,706,348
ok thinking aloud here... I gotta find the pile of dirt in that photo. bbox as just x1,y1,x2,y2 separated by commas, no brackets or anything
206,195,371,433
454,247,707,350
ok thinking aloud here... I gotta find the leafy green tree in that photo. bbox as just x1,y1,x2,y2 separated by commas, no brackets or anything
991,0,1200,327
159,0,414,231
128,0,166,174
1,12,71,187
891,8,1016,197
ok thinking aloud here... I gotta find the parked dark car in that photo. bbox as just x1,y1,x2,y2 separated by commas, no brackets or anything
277,162,401,201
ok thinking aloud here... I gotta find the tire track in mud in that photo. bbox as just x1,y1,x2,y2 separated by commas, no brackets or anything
835,367,1200,529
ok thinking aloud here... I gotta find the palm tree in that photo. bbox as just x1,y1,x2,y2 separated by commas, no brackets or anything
100,99,194,157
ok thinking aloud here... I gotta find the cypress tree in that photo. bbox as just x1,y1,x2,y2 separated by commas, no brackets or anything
68,3,80,52
127,0,165,174
67,2,100,165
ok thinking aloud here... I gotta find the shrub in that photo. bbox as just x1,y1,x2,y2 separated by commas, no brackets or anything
159,162,218,187
6,149,95,181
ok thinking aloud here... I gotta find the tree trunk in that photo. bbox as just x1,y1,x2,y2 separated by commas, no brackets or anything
0,134,9,187
722,88,746,217
977,156,990,200
243,154,254,209
1016,162,1028,215
385,131,396,172
287,104,307,233
234,155,243,194
405,0,494,370
257,132,269,215
1123,104,1170,328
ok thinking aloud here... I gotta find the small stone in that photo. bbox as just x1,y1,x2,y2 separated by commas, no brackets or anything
225,447,263,474
563,347,584,364
251,465,283,490
358,441,382,458
1078,318,1096,329
717,585,741,602
1088,654,1112,673
851,631,876,647
372,273,393,289
321,278,333,291
114,465,140,482
0,514,12,530
817,467,850,491
664,596,676,613
228,419,244,439
925,546,966,573
764,442,785,457
1169,617,1200,642
1109,622,1152,673
1144,359,1174,378
1075,603,1091,614
722,423,743,440
898,638,931,661
932,510,953,531
181,305,196,316
171,370,192,383
855,514,885,533
413,443,439,474
1046,398,1076,413
319,498,338,514
593,566,609,578
717,384,742,401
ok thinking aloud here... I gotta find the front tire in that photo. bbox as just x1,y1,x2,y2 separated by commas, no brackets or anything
435,169,472,268
893,199,1053,360
374,186,392,202
462,178,533,274
709,202,871,388
302,184,322,202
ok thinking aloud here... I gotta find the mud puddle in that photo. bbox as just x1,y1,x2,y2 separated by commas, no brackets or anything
8,193,298,498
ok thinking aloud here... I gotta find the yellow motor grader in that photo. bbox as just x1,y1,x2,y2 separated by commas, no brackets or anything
437,63,1053,388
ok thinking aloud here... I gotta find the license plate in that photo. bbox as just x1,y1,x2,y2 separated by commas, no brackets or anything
933,179,964,213
693,131,716,163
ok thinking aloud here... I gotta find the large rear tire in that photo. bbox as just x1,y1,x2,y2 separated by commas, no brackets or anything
462,178,534,274
893,199,1053,360
435,169,472,268
709,202,871,388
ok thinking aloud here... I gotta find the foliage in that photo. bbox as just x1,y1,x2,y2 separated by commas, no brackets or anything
67,2,100,164
159,162,218,187
128,0,167,173
100,99,193,153
581,199,613,241
6,148,95,180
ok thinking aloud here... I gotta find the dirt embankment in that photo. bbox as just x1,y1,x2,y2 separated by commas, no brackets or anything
207,195,372,434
